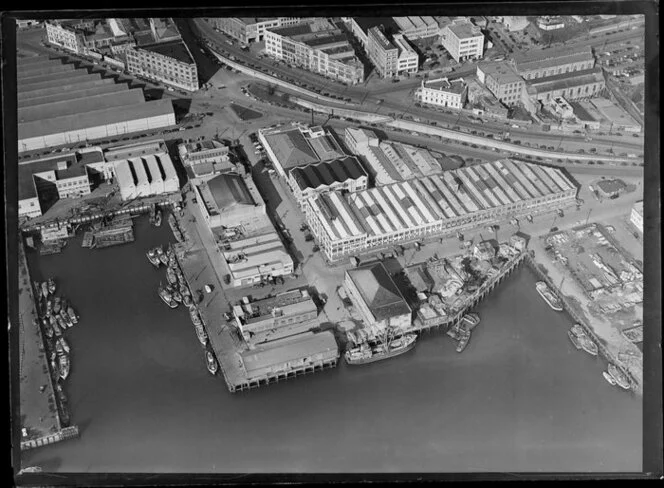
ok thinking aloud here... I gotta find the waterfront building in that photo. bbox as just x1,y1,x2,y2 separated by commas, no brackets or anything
344,127,443,185
287,156,368,207
126,39,199,92
258,124,346,178
630,201,643,234
345,262,412,330
194,173,266,230
18,56,175,153
476,62,525,106
222,232,295,287
528,67,605,102
105,140,179,200
210,17,312,44
510,46,595,81
416,76,468,109
416,294,449,328
473,241,497,261
392,16,440,40
18,147,106,219
264,19,364,85
440,20,484,63
537,16,566,31
240,331,339,383
304,160,578,262
233,288,319,346
177,139,233,182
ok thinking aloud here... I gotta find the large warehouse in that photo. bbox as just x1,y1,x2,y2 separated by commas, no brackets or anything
18,56,176,153
304,159,578,262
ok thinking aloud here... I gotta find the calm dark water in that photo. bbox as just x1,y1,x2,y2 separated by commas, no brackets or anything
22,217,642,473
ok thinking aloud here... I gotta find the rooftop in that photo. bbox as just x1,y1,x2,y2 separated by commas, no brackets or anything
368,26,397,51
205,173,255,213
446,20,482,39
424,77,467,94
529,67,604,93
347,262,411,321
512,46,594,72
289,156,367,191
263,128,319,169
139,39,194,64
596,178,627,194
479,62,523,85
352,17,399,35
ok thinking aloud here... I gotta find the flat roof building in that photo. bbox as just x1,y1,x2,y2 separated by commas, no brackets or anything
393,16,440,39
126,39,199,92
476,62,525,106
440,20,484,63
511,46,595,80
417,76,468,109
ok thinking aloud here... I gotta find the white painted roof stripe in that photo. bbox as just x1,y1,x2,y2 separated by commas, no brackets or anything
495,160,531,199
484,163,519,203
373,188,404,230
412,179,446,219
466,166,502,207
456,169,489,209
437,173,469,214
473,165,511,205
403,181,435,223
502,160,541,198
382,185,415,227
528,164,557,193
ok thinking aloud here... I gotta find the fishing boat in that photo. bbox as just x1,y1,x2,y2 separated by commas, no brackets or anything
195,323,208,345
46,298,53,316
603,371,617,386
50,357,59,379
56,315,68,331
146,248,161,267
180,284,190,296
55,339,64,355
47,278,56,295
608,363,631,390
456,330,471,353
41,282,49,298
58,353,70,380
156,247,168,266
345,329,418,365
568,328,583,350
57,337,70,354
67,305,78,324
49,315,61,336
154,209,162,227
535,281,563,311
63,312,74,329
167,268,178,285
190,309,202,327
53,297,62,315
206,351,218,375
158,283,178,309
461,313,481,331
579,335,598,356
183,294,193,307
172,290,183,303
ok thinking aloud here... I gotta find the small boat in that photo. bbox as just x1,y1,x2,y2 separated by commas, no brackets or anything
47,278,56,295
456,331,471,353
195,323,208,345
603,371,617,386
67,305,78,324
206,351,218,375
56,315,68,331
579,336,598,356
461,313,480,331
63,313,74,329
172,290,182,302
183,294,193,307
608,364,631,390
50,358,59,379
158,252,169,267
34,281,43,299
58,354,70,380
190,309,202,327
158,284,178,309
44,322,54,338
55,339,64,355
146,248,161,267
154,209,163,227
57,337,70,354
167,268,178,285
536,281,563,312
41,282,49,298
568,329,583,350
46,298,53,316
345,332,418,365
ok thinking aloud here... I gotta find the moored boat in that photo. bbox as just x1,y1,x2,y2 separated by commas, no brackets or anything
58,353,70,380
608,363,631,390
158,250,169,266
46,298,53,316
345,331,418,365
568,329,583,350
67,305,78,324
47,278,56,295
167,268,178,285
603,371,617,386
55,339,64,355
195,323,208,345
536,281,563,311
63,313,74,329
206,351,218,375
183,294,193,307
58,337,70,354
146,248,161,267
34,281,43,299
456,331,471,353
172,290,182,302
190,309,202,327
41,282,49,298
154,209,162,227
54,296,62,315
158,284,178,309
56,315,67,331
579,335,598,356
50,315,61,336
461,313,480,330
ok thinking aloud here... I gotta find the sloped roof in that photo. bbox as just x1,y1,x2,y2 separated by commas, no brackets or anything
289,156,367,191
264,128,318,169
207,173,255,211
347,262,411,321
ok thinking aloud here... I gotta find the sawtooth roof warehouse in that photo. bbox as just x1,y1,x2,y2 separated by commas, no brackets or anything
303,160,578,262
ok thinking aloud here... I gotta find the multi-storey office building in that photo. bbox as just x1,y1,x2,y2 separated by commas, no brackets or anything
393,34,419,74
45,21,87,54
440,20,484,63
211,17,311,44
476,62,525,106
126,40,199,92
510,46,595,80
366,26,399,78
416,77,468,109
177,139,233,181
265,20,364,85
303,160,578,262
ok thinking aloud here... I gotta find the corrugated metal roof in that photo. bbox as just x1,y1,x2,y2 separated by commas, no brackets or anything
347,262,411,321
18,78,115,100
19,71,99,93
19,83,129,109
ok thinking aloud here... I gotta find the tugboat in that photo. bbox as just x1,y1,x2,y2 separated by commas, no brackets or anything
67,305,78,324
603,371,617,386
146,247,161,267
195,323,208,345
206,351,218,375
536,281,563,311
344,328,418,365
608,363,631,390
47,278,56,295
41,281,49,298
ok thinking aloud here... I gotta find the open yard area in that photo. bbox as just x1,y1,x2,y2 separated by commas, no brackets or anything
229,103,263,121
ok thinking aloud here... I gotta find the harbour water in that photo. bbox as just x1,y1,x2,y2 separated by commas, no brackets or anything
22,216,641,473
